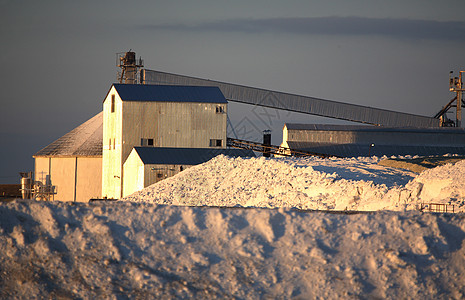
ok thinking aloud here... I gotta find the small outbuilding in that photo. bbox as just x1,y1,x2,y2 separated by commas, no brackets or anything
123,147,254,197
33,112,103,202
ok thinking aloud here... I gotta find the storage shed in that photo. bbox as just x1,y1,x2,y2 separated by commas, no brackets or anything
123,147,254,197
33,112,103,202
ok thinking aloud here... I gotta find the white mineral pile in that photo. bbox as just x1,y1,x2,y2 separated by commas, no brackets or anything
123,156,465,212
1,201,464,299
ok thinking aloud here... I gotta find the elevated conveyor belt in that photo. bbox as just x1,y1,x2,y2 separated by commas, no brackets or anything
142,69,440,128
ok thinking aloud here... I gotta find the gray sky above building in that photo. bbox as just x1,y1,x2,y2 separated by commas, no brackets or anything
1,0,465,183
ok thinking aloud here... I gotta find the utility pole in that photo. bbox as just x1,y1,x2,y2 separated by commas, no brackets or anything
449,71,464,127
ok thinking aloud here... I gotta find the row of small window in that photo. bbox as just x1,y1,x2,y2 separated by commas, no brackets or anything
153,166,185,179
141,138,222,147
216,106,225,114
141,138,154,146
209,139,223,147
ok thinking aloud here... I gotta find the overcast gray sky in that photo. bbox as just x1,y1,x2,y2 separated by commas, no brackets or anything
1,0,465,183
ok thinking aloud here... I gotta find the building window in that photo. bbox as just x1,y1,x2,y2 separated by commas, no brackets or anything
157,173,163,179
111,95,115,113
210,139,223,147
141,138,154,147
108,138,116,150
216,106,225,114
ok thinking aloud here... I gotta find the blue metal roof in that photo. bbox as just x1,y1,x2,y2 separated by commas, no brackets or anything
113,84,227,103
133,147,254,165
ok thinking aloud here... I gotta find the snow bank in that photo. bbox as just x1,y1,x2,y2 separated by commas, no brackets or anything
2,156,464,298
123,155,465,212
408,160,465,206
1,200,464,299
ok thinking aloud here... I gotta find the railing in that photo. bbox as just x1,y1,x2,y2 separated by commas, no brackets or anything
418,203,455,213
226,137,337,158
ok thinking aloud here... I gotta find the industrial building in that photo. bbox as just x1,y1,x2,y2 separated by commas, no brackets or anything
33,112,102,202
280,123,465,158
102,83,231,199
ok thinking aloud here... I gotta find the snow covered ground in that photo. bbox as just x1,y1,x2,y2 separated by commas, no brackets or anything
1,155,465,298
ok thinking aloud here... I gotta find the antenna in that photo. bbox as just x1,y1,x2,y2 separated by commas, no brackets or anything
116,51,144,84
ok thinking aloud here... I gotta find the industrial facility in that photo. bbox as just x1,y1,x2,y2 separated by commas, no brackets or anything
280,124,465,157
29,51,465,202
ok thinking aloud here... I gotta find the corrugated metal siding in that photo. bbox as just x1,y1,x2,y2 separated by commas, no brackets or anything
113,84,227,103
285,124,465,146
145,164,181,186
286,141,465,157
143,69,440,128
134,147,254,165
283,124,465,157
121,101,227,163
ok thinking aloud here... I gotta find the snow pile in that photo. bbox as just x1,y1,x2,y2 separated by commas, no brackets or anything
407,160,465,205
1,200,464,299
123,155,465,212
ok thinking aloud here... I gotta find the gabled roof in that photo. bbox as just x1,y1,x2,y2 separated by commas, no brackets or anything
34,112,103,157
132,147,254,165
112,84,227,103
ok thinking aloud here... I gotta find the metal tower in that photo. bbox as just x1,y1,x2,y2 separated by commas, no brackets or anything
449,71,464,127
116,51,144,84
